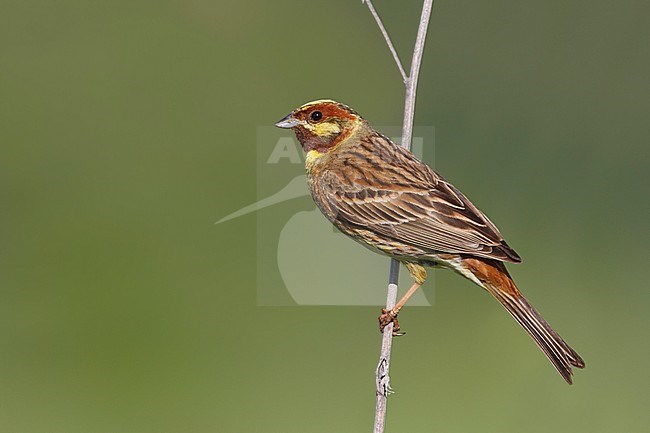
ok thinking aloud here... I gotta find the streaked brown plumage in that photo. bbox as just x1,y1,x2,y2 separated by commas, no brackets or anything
275,99,584,384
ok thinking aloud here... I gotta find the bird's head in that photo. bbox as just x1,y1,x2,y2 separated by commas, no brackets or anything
275,99,364,154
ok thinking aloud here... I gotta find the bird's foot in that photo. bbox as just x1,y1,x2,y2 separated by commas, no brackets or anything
378,308,405,336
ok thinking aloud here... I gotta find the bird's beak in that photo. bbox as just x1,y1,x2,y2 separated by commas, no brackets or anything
275,113,300,129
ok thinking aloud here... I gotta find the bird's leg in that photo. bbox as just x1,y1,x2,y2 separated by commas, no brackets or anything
379,263,427,336
378,281,422,336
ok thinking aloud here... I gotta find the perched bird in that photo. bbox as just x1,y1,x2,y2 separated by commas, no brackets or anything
275,99,585,384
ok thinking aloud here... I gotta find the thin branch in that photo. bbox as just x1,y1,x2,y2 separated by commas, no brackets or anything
373,260,400,433
371,2,434,433
363,0,408,83
401,0,434,152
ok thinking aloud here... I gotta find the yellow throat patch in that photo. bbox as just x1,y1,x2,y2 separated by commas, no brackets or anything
305,149,324,171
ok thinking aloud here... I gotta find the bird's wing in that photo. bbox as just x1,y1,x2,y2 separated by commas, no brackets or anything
320,136,521,263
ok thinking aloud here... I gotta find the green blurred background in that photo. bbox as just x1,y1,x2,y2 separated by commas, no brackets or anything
1,1,649,432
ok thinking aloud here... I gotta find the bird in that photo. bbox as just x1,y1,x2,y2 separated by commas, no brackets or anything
275,99,585,384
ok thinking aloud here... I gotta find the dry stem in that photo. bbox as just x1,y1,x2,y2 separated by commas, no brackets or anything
363,1,435,432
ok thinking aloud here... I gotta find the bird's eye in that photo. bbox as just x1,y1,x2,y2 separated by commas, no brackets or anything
310,111,323,122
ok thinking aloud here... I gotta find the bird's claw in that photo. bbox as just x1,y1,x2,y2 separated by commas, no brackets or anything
379,308,405,337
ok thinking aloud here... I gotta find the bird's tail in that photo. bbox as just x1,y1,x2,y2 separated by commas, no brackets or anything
460,257,585,384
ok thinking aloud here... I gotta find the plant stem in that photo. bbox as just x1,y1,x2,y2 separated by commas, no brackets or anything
401,0,434,153
369,1,434,432
363,0,407,82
